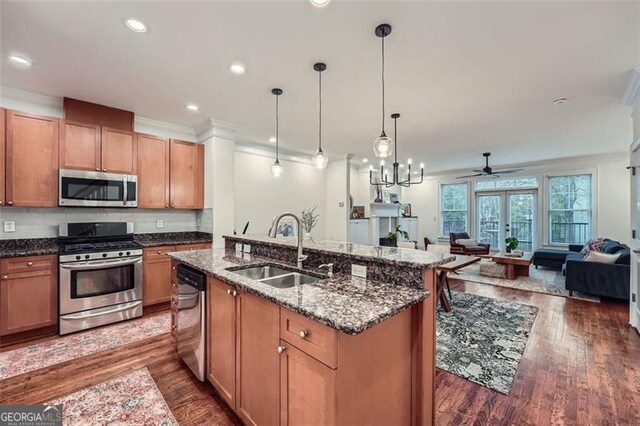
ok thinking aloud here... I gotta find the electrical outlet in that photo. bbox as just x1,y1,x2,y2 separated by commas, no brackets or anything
3,220,16,233
351,264,367,279
243,244,251,254
156,219,164,229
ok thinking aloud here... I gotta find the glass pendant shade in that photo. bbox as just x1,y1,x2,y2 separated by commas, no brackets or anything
373,133,394,158
270,160,284,177
312,149,328,169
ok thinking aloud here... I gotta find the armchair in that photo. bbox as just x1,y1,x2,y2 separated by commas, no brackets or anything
449,232,490,255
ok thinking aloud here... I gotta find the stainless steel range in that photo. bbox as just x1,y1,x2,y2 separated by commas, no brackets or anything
58,222,143,335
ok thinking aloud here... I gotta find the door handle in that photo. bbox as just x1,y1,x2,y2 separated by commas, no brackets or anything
60,301,142,320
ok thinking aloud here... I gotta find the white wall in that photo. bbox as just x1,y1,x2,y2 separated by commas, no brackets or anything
325,159,349,241
401,153,631,248
234,151,327,239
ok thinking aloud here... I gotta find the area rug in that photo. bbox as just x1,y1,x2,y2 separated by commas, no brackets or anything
436,291,538,394
455,260,599,302
0,313,171,381
48,367,178,425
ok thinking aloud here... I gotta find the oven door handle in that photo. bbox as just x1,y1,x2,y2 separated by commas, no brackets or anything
60,301,142,320
60,257,142,271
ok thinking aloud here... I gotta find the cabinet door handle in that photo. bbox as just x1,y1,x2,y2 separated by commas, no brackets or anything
165,204,169,208
171,204,175,208
103,168,107,172
1,275,8,280
157,250,162,254
27,262,34,266
299,330,309,339
7,201,13,206
232,290,237,297
277,345,286,354
95,168,99,171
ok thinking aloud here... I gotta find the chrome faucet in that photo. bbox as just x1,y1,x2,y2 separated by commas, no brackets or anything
268,212,307,268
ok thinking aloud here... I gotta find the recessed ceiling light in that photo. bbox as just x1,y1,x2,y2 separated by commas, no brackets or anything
362,158,369,163
8,55,31,66
309,0,331,7
186,104,199,111
125,18,147,33
230,63,246,75
553,97,567,105
269,136,277,143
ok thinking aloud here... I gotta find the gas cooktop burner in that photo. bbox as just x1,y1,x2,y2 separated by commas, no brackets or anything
60,240,142,256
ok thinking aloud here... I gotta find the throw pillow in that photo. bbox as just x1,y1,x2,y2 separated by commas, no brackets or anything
581,238,605,254
584,251,621,264
603,242,623,254
455,238,478,247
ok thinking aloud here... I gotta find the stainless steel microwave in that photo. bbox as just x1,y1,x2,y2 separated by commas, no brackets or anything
59,169,137,207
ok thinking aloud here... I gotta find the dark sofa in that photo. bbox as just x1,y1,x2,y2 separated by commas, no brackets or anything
564,240,630,300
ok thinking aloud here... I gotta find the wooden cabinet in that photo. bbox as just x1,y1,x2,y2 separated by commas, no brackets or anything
176,243,211,251
280,341,337,426
142,245,176,306
137,134,170,208
207,277,237,409
236,291,281,426
349,219,370,245
59,120,101,171
101,127,137,174
0,108,5,206
170,139,204,209
59,122,136,174
0,255,58,336
399,217,418,242
5,110,59,207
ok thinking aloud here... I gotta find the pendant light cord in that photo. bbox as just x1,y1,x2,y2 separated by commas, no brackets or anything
275,94,280,162
319,69,322,151
381,34,386,134
393,115,398,164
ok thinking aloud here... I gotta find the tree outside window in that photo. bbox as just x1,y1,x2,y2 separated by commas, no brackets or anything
548,174,592,245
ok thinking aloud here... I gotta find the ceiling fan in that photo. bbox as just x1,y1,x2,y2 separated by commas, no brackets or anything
456,153,524,179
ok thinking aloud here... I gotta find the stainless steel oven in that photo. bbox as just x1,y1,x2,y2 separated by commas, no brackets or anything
59,169,137,207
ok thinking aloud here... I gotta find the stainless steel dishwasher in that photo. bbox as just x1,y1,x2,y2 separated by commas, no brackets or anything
176,264,207,381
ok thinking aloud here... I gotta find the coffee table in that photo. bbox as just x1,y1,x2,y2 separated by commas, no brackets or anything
491,252,534,280
436,255,481,312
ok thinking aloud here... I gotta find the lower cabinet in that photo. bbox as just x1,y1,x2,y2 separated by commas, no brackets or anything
142,245,176,306
0,255,58,336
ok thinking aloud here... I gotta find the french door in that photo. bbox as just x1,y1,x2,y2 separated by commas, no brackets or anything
476,191,536,252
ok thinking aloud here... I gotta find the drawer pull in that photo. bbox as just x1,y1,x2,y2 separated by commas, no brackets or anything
27,262,34,266
299,330,309,339
171,325,177,331
227,289,231,295
7,201,13,205
157,250,162,254
277,345,286,354
1,275,7,280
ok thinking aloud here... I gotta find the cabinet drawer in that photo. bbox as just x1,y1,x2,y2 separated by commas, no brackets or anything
176,243,211,251
143,245,177,261
280,308,337,368
1,255,56,274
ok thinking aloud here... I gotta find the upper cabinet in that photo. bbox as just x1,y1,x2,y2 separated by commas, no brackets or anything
5,110,59,207
169,140,204,209
138,133,170,208
59,121,136,174
0,108,5,206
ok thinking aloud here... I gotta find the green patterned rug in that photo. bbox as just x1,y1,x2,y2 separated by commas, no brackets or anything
436,291,538,394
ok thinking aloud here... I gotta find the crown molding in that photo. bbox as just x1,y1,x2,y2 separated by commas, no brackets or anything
234,139,316,166
135,116,198,142
623,69,640,108
0,86,63,117
196,118,240,142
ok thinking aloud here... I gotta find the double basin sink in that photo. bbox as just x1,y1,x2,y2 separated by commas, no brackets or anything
229,264,322,288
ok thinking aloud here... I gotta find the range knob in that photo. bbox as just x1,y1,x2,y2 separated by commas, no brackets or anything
85,255,90,259
102,253,108,258
126,251,131,256
75,255,81,260
119,252,123,256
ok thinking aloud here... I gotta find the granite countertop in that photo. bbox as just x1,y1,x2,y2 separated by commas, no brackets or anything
134,232,213,247
225,234,454,270
0,238,59,258
169,248,429,335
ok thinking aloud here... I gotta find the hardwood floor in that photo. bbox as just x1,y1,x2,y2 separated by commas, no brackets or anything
1,283,639,425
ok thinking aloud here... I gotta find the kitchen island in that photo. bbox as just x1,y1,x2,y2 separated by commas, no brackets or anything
169,235,453,426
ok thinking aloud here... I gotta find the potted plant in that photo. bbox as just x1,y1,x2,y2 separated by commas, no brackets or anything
301,206,319,240
380,225,409,247
505,237,519,253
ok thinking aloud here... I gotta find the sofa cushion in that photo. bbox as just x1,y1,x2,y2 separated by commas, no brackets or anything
584,251,621,264
566,252,585,262
534,249,569,261
455,238,478,247
615,249,631,265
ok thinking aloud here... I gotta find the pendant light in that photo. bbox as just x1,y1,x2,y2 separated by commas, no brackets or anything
311,62,329,169
270,88,284,177
372,24,393,159
370,113,424,187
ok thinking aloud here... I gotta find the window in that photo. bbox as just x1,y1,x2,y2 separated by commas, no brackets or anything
548,174,592,245
476,177,538,190
441,183,468,236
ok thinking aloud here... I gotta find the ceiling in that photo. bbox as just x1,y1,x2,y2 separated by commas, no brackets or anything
2,1,639,173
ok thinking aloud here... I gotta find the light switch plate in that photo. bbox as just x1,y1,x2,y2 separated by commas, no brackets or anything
156,219,164,228
351,264,367,279
243,244,251,254
3,220,16,233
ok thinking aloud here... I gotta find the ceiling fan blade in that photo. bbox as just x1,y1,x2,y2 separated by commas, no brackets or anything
456,173,484,179
492,168,524,174
472,169,484,173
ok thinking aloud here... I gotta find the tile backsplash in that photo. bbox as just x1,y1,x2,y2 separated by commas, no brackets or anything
0,207,213,239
